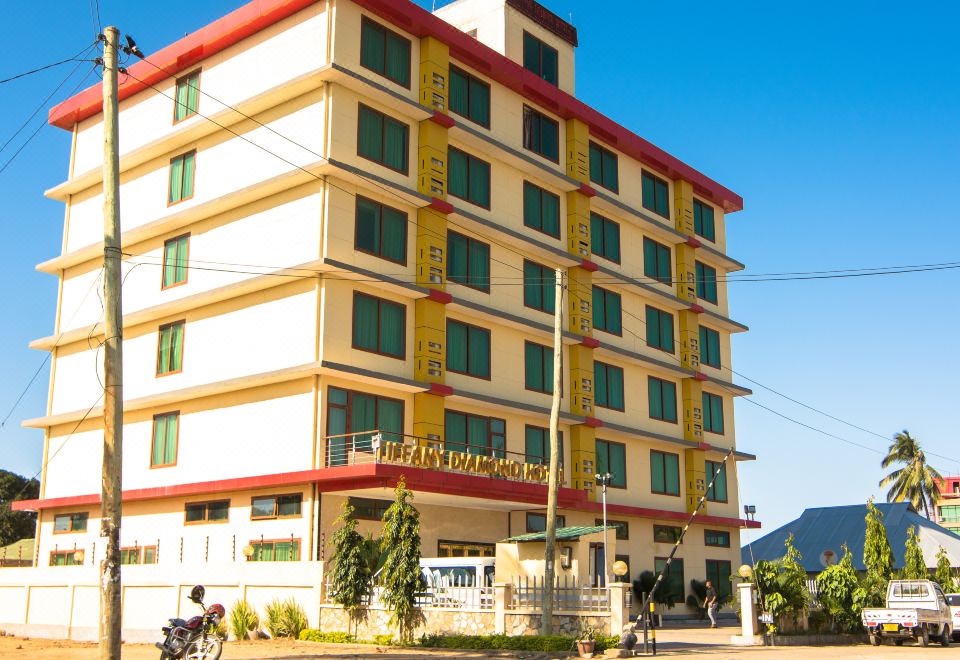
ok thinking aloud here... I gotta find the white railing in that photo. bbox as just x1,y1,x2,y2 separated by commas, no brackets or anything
511,576,610,613
324,582,495,610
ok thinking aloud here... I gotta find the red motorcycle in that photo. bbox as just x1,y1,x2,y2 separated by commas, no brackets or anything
156,585,225,659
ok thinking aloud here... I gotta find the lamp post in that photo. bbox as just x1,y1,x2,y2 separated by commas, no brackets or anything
596,472,613,587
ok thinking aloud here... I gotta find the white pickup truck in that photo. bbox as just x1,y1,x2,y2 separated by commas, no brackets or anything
862,580,952,646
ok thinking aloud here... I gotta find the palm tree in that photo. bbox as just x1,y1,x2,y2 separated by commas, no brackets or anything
879,430,943,519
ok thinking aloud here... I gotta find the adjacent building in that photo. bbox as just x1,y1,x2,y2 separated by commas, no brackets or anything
936,477,960,536
16,0,756,607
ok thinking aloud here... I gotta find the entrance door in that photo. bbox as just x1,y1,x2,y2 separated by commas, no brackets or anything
589,542,606,587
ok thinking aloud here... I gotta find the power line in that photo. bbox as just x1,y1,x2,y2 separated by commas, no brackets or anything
0,48,95,85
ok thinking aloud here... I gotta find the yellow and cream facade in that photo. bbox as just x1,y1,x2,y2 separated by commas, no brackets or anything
15,0,756,611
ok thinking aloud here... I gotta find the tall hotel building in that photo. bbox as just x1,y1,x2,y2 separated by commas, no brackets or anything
18,0,757,605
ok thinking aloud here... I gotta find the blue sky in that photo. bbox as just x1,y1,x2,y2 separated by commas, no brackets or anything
0,1,957,535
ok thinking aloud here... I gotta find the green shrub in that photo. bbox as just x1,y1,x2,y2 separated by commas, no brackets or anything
263,597,308,638
228,600,259,640
416,633,620,652
372,634,393,645
298,629,356,643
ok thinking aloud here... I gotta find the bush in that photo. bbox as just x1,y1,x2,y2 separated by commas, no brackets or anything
263,597,308,638
228,600,259,640
298,630,356,643
417,633,620,652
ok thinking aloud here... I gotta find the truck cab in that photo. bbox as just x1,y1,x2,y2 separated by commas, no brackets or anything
862,580,952,647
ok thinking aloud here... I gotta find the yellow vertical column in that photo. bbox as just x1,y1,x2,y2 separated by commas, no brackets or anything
413,36,451,449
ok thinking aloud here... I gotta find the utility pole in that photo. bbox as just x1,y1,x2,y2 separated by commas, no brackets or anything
100,25,123,660
597,472,612,587
541,268,564,635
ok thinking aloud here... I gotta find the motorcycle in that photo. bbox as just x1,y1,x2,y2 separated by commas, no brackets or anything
156,584,225,659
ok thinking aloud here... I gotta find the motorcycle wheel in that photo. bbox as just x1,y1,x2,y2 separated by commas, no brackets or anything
184,637,222,660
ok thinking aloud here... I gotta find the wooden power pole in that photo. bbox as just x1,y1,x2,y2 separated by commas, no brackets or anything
100,25,123,660
541,268,564,635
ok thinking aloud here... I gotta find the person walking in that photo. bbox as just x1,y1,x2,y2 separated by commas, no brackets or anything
704,580,718,628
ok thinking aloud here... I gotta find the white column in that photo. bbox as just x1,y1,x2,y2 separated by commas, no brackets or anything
730,581,763,646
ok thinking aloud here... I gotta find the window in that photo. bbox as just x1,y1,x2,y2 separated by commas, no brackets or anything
648,377,678,423
156,321,184,375
524,341,553,394
447,319,490,379
650,449,680,496
706,559,732,600
641,171,670,219
143,546,157,564
590,213,620,263
162,234,189,288
120,548,142,565
53,512,88,533
645,306,675,353
173,71,200,122
643,238,672,285
355,196,407,264
151,412,178,468
592,286,622,335
326,387,404,465
653,525,682,544
705,529,731,548
595,439,626,488
447,231,490,291
699,326,721,368
702,393,724,434
449,65,490,127
445,410,505,457
522,106,559,162
526,512,565,533
596,519,629,540
359,16,410,87
50,550,84,566
168,151,196,204
349,497,391,521
594,361,625,411
694,199,716,242
352,292,405,358
251,494,302,520
448,147,490,208
358,104,408,173
655,557,685,602
249,539,300,562
522,31,558,85
696,261,718,304
525,425,563,467
523,182,560,237
185,500,229,524
706,460,728,502
940,505,960,523
523,260,556,313
589,142,618,192
438,540,496,557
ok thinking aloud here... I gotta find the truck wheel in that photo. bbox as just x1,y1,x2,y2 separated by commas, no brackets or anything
918,627,929,647
941,626,951,647
869,634,881,646
894,639,904,646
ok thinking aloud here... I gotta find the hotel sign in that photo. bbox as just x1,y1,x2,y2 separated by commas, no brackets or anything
377,442,559,484
506,0,578,47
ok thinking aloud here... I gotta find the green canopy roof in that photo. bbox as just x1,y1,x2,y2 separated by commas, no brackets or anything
502,525,609,543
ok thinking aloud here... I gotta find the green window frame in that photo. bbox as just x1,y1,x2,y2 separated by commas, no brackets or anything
448,146,491,208
654,557,685,602
249,539,300,562
693,199,716,242
650,449,680,496
592,286,622,335
445,410,505,458
173,70,200,122
522,105,559,162
151,412,178,468
643,237,672,285
702,392,725,434
524,425,563,467
523,181,560,238
641,170,670,219
358,104,409,173
449,65,490,128
162,234,189,288
589,141,619,192
359,16,411,87
706,559,732,600
590,212,620,263
645,306,675,353
940,505,960,523
522,31,558,85
705,529,731,548
699,326,721,368
251,494,302,520
168,151,196,204
524,341,553,394
523,260,556,313
349,497,392,521
157,321,185,375
595,438,626,488
352,291,405,359
447,230,490,292
53,512,88,533
594,361,625,411
648,376,677,423
706,460,728,503
696,261,718,304
184,500,229,524
653,525,682,544
447,319,491,379
120,548,142,565
596,519,629,540
355,196,407,265
50,550,84,566
326,387,404,465
527,512,565,533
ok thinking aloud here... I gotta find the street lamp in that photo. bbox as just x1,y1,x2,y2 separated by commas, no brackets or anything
596,472,613,587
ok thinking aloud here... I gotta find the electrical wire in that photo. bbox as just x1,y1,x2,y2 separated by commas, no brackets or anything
0,47,96,86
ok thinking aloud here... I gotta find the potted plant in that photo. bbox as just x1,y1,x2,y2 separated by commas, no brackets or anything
575,617,598,658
